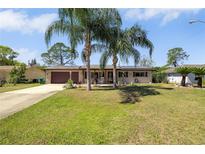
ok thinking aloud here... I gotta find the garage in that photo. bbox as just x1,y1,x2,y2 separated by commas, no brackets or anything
51,72,70,83
71,72,79,83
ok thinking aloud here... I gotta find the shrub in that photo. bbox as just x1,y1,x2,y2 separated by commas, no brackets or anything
64,79,74,89
9,63,26,85
152,66,168,83
39,78,45,84
191,67,205,88
33,78,45,84
152,72,167,83
0,80,6,87
9,69,19,85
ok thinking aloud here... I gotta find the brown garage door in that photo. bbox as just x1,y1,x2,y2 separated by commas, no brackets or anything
51,72,70,83
71,72,79,83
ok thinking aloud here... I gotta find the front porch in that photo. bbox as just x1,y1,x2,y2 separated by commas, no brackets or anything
82,69,114,84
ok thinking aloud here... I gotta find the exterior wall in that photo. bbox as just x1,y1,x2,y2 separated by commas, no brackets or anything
167,73,198,84
0,66,46,82
117,70,152,84
46,69,152,84
45,69,83,84
0,68,12,81
25,67,45,81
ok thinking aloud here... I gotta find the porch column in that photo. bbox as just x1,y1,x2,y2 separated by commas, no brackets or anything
70,71,72,80
104,70,107,84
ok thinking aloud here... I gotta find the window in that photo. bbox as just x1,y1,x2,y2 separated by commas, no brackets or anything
133,72,139,77
118,72,128,77
133,72,148,77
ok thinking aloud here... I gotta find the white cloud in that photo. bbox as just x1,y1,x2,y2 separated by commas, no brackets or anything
0,9,57,34
124,9,201,25
15,48,42,64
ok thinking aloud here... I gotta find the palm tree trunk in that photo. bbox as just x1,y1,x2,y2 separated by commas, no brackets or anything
86,56,91,91
112,56,118,88
181,75,186,86
85,31,91,91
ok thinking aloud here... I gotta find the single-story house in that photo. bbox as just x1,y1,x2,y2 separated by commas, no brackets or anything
44,65,153,84
165,64,205,85
0,66,45,82
0,65,154,84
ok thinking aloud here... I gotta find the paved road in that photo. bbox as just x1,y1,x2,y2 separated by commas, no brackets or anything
0,84,64,119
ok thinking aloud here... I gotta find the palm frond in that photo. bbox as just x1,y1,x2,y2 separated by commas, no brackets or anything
176,67,192,75
91,43,107,53
100,50,112,69
125,24,154,57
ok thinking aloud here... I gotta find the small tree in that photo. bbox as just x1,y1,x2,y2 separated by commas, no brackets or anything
175,67,191,86
167,48,189,67
191,67,205,88
9,63,26,85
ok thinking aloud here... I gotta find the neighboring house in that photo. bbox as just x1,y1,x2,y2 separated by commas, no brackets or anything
165,64,205,85
0,66,14,81
44,65,153,84
0,66,45,82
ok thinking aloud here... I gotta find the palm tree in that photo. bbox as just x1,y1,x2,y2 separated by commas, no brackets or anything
191,67,205,88
45,9,121,91
176,67,192,86
93,24,153,88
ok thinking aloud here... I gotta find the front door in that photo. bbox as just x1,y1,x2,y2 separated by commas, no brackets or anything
71,72,79,84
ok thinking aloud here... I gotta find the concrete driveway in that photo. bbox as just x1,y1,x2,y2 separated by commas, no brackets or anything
0,84,65,119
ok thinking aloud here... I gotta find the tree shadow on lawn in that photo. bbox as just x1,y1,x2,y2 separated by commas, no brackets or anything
91,87,116,91
76,85,174,104
151,86,174,90
119,85,163,104
75,86,115,91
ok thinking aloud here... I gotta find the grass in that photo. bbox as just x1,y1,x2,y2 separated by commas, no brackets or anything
0,84,205,144
0,83,41,93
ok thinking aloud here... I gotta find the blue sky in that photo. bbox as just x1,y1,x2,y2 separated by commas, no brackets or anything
0,8,205,66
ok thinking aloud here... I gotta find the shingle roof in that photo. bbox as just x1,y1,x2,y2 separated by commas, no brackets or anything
45,65,154,70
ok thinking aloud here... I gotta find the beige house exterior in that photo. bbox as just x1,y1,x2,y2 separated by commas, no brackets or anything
45,65,153,84
0,66,45,82
25,66,45,81
0,65,153,84
0,66,14,81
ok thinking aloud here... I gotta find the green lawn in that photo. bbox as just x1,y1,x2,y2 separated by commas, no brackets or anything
0,83,41,93
0,84,205,144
